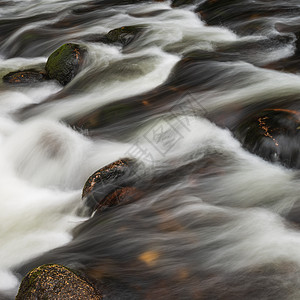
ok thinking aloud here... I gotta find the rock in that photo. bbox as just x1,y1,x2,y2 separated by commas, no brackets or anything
234,108,300,169
45,43,86,86
82,158,137,214
82,26,144,46
105,25,145,47
3,69,47,85
95,186,142,213
15,264,102,300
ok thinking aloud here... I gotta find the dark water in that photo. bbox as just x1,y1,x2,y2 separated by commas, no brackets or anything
2,0,300,299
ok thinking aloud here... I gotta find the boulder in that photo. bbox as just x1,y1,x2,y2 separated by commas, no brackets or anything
82,158,137,214
105,25,145,47
234,108,300,169
45,43,86,86
15,264,102,300
3,69,47,84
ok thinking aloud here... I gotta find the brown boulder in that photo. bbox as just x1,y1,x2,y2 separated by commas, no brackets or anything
15,264,102,300
82,158,138,214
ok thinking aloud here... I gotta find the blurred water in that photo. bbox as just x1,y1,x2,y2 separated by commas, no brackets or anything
1,0,300,299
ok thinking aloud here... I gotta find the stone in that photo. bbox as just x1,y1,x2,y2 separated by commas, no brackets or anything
3,69,47,84
15,264,102,300
45,43,86,86
95,186,142,213
105,25,145,47
234,108,300,169
82,158,137,214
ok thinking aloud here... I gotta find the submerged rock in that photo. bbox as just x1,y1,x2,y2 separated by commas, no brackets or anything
95,186,142,213
45,43,86,86
16,264,102,300
82,158,137,214
234,108,300,169
3,69,47,84
105,25,145,47
82,25,144,46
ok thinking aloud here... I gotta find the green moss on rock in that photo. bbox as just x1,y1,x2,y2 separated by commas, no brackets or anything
16,264,102,299
45,43,86,86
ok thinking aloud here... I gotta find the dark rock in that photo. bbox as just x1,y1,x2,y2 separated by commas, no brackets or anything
234,108,300,169
81,25,145,46
45,43,86,86
2,69,47,85
82,158,137,214
105,25,145,47
15,264,102,300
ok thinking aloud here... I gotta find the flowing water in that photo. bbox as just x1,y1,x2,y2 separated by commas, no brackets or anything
2,0,300,299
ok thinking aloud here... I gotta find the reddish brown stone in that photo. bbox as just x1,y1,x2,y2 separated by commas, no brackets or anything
96,186,142,212
82,158,135,199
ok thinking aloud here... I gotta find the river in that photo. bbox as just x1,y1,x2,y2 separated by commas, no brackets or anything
1,0,300,299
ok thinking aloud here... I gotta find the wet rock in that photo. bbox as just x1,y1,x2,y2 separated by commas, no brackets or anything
2,69,47,85
15,264,102,300
95,186,142,214
234,108,300,169
45,43,86,86
105,25,145,47
82,25,145,46
82,158,137,214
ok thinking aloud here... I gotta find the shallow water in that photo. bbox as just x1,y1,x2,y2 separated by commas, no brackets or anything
2,0,300,299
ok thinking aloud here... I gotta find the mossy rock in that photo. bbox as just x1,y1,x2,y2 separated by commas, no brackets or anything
15,264,102,299
45,43,86,86
105,25,145,46
82,158,137,214
2,69,47,85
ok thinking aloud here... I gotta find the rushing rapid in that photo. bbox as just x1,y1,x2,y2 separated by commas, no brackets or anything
2,0,300,299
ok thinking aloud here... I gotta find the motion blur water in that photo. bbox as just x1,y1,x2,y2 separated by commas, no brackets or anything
2,0,300,299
